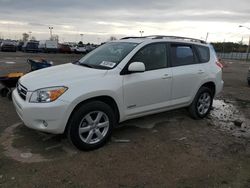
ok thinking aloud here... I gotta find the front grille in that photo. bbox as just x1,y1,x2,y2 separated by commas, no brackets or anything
17,82,28,100
3,45,15,49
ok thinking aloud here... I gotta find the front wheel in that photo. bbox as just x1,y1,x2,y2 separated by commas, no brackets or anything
189,87,213,119
67,101,115,151
0,88,10,97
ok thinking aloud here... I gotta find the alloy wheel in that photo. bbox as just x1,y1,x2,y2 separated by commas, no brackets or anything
197,92,211,115
78,111,109,144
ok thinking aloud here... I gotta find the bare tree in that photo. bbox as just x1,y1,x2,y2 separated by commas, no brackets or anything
22,33,29,42
78,41,83,46
109,36,117,41
31,36,36,41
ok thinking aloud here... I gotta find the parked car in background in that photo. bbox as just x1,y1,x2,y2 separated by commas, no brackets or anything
13,35,224,151
85,45,96,53
0,40,16,52
38,40,58,53
59,44,71,53
75,45,87,54
68,44,77,53
248,67,250,86
17,41,24,51
22,41,39,53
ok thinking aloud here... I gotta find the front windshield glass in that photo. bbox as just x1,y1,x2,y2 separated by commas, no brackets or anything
78,42,138,69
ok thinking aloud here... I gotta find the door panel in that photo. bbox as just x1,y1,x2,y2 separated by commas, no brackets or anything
122,43,172,116
123,68,172,116
170,43,204,104
171,64,204,103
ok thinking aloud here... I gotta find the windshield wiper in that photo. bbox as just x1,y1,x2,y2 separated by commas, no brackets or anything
80,63,94,68
73,61,94,68
73,61,110,70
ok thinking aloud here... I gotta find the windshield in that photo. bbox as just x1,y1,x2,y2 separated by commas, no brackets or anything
78,42,138,69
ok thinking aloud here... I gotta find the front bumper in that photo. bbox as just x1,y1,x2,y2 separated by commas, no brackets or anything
1,47,16,52
12,89,70,134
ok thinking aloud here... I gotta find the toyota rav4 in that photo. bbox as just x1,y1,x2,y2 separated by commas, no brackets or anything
12,36,224,150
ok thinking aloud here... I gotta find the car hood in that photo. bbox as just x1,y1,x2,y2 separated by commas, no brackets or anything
19,63,108,91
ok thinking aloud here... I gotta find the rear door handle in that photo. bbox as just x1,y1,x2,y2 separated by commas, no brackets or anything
198,70,205,74
162,74,172,79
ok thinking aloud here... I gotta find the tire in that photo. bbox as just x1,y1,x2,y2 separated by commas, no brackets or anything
0,88,10,97
67,101,115,151
7,90,12,101
188,87,213,119
248,80,250,86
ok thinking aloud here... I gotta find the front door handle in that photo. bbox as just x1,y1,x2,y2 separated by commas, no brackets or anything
162,74,172,79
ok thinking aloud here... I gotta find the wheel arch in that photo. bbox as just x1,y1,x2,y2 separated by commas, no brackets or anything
200,81,216,97
64,95,120,135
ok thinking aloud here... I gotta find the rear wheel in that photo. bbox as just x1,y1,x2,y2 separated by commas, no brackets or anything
67,101,115,151
189,87,213,119
248,80,250,86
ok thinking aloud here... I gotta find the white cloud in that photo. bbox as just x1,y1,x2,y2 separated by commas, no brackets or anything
0,0,249,43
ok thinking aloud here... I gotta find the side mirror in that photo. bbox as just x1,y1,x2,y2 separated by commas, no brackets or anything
128,62,145,73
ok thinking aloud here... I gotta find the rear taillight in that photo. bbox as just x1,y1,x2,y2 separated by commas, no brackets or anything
216,61,223,69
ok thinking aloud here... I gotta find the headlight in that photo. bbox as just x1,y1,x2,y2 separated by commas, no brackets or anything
30,86,68,103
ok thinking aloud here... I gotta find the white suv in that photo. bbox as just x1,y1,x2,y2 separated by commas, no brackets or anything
12,36,224,150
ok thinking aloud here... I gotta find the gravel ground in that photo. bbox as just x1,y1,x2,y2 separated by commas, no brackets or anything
0,52,250,188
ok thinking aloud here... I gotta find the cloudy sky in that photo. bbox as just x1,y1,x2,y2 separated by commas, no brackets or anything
0,0,250,43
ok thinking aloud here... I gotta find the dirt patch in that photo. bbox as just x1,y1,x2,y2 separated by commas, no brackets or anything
0,123,78,163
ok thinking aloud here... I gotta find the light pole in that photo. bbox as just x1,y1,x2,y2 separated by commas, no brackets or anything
28,31,32,40
239,25,250,62
49,26,53,40
80,33,84,42
205,32,209,42
222,39,226,58
139,30,144,37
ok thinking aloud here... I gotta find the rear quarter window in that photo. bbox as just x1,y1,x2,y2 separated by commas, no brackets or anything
196,45,210,63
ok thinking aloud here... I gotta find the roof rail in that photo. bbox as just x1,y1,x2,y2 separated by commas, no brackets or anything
120,37,144,40
120,35,207,44
147,35,207,44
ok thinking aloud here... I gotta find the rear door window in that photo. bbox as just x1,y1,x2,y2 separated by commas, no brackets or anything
170,44,197,67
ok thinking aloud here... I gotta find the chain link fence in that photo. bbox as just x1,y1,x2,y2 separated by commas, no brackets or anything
217,52,249,61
